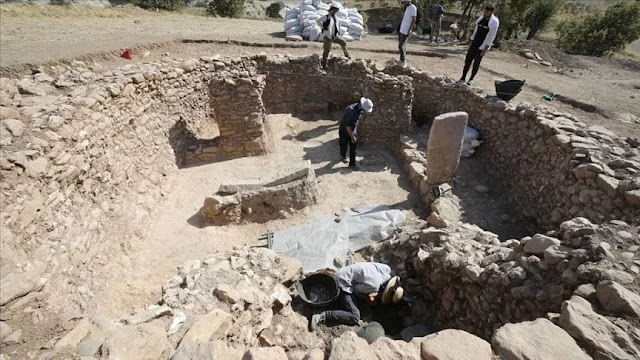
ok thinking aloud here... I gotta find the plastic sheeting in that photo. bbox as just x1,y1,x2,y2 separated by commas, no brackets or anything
270,205,406,272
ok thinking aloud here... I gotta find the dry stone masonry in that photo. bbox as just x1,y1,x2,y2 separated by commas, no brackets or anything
202,161,318,225
0,52,639,359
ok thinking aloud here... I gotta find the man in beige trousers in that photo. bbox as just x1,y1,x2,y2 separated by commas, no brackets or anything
317,3,351,70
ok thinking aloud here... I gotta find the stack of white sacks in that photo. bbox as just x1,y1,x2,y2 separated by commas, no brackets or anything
284,0,365,42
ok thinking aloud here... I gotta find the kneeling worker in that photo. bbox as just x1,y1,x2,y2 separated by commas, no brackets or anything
310,262,404,330
339,97,373,168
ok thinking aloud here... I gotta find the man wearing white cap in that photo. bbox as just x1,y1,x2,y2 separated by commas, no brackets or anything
398,0,417,66
339,97,373,168
310,262,404,330
317,3,351,70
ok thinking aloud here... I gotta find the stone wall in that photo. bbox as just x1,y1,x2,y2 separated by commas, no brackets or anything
358,73,414,146
386,66,640,229
202,161,318,225
368,217,640,346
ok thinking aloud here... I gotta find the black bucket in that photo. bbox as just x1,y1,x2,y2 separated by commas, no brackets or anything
296,273,340,308
495,79,525,102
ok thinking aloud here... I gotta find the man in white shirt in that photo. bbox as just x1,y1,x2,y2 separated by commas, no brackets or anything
457,5,500,86
398,0,417,67
316,3,351,70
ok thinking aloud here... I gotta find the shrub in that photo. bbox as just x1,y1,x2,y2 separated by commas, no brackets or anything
206,0,245,17
139,0,185,11
50,0,71,5
556,1,640,56
266,2,283,19
523,0,563,39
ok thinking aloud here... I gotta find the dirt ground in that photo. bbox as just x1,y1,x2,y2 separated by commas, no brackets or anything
95,113,421,316
1,8,637,137
1,4,639,337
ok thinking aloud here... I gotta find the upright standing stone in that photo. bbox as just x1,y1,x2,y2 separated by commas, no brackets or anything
426,112,468,184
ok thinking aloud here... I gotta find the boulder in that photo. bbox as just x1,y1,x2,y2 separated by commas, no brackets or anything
243,346,288,360
0,263,47,306
370,337,420,360
328,331,378,360
278,256,304,284
1,119,24,137
55,318,95,349
523,234,561,255
16,79,47,96
302,349,325,360
421,329,492,360
171,340,244,360
430,197,461,225
425,112,468,184
596,281,640,317
492,318,590,360
103,323,172,360
215,284,242,304
560,296,640,359
179,309,232,348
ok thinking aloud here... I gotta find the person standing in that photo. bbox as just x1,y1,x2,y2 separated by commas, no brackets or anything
457,5,499,86
310,262,404,330
398,0,417,67
429,1,445,43
339,97,373,168
317,3,351,70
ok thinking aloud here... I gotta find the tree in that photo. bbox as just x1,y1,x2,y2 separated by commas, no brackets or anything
207,0,245,17
523,0,563,39
556,1,640,56
266,2,283,19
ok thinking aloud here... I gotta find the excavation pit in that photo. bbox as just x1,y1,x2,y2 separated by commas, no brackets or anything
0,52,639,360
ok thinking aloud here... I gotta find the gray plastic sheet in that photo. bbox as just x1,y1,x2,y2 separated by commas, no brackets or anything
270,205,406,272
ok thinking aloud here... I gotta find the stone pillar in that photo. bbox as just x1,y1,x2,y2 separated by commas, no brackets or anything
358,73,414,146
426,111,468,184
209,75,268,157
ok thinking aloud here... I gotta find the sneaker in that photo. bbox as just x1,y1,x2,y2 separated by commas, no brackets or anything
349,163,360,170
341,157,349,164
467,80,475,86
310,313,326,331
456,78,466,84
398,60,405,67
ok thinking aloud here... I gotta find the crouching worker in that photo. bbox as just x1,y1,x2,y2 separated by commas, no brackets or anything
339,97,373,168
310,262,404,330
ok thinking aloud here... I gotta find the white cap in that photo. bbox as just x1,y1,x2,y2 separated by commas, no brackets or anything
329,2,340,10
360,97,373,113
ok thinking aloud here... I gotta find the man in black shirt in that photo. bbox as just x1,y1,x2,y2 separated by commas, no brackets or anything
458,5,500,86
339,97,373,167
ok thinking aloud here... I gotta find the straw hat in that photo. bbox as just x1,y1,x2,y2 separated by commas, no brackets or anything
381,276,404,305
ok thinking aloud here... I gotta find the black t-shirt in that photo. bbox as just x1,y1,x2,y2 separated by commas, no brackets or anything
472,17,490,48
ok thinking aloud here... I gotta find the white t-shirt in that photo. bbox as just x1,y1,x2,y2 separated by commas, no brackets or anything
400,4,417,35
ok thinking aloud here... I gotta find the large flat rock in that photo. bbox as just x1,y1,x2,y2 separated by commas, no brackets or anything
596,280,640,317
104,322,171,360
420,329,492,360
179,309,232,347
426,112,468,184
492,318,590,360
560,295,640,359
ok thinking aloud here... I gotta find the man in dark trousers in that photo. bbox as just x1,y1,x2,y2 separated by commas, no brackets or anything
429,1,445,43
339,97,373,168
317,3,351,70
310,262,404,330
457,5,500,86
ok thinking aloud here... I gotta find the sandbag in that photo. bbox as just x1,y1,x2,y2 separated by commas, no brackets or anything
317,9,328,16
285,19,300,30
286,34,304,42
349,23,363,33
337,9,348,18
338,18,350,27
309,25,322,42
342,34,355,41
303,19,317,27
301,0,312,5
286,25,303,35
317,3,329,10
302,4,315,12
349,15,363,25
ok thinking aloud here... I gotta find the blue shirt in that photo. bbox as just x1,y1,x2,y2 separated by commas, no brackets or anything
340,103,361,135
